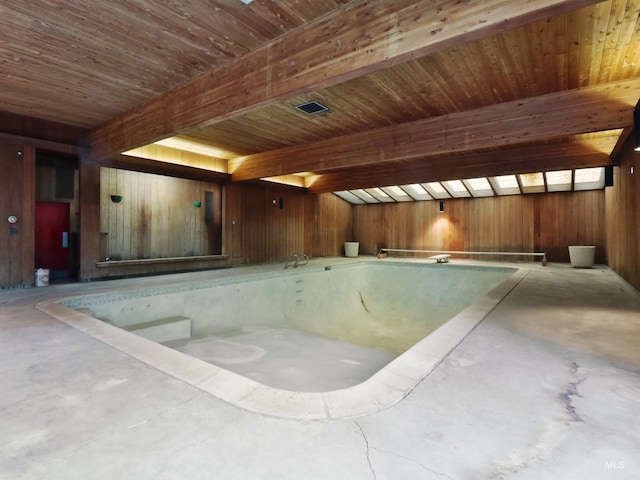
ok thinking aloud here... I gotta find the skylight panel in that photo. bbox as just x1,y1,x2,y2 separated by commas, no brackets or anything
426,182,446,193
406,184,428,195
443,180,471,198
381,186,413,202
422,182,450,199
388,186,409,196
574,167,603,184
519,172,545,193
495,175,518,189
519,172,544,187
465,177,491,190
333,168,605,205
463,177,494,197
334,191,365,204
402,184,432,201
574,167,605,191
444,180,467,192
546,170,572,192
365,187,395,202
351,189,380,203
546,170,572,185
490,175,520,196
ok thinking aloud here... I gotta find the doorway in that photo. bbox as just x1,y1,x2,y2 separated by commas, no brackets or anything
35,201,70,280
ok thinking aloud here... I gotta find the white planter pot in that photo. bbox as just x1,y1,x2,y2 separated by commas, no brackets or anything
344,242,360,258
568,245,595,268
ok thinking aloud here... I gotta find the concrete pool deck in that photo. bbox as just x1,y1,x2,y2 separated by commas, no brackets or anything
1,258,640,479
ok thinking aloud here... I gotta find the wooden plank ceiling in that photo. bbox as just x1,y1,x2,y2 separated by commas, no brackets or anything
1,0,639,194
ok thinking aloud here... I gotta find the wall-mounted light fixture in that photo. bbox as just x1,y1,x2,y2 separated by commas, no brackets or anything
193,201,202,208
634,109,640,152
110,195,123,203
439,201,445,213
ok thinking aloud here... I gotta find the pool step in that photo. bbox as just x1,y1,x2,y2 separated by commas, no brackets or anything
123,316,192,343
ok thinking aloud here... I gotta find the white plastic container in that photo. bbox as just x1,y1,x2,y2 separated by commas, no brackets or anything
568,246,595,268
35,268,50,287
344,241,360,258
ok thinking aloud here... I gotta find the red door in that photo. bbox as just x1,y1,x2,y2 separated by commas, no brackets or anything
35,202,70,272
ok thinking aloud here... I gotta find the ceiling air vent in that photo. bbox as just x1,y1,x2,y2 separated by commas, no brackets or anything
295,101,329,115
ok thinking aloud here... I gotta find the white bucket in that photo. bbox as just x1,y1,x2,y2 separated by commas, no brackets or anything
344,242,360,258
568,246,596,268
35,268,50,287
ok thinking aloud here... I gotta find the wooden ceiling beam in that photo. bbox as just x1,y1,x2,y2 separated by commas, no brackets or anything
90,0,599,161
230,79,639,181
306,137,616,193
96,154,230,183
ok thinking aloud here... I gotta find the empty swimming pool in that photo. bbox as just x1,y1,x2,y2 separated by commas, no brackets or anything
41,260,525,419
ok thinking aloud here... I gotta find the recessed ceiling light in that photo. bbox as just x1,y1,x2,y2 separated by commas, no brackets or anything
240,0,253,4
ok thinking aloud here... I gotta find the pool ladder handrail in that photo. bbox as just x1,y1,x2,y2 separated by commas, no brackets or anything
284,253,309,269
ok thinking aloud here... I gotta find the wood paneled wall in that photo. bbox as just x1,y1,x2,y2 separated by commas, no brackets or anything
100,167,222,261
0,142,35,287
77,166,612,281
79,173,353,280
1,115,86,286
354,191,605,264
535,191,606,263
305,192,353,258
225,182,306,264
606,142,640,291
222,185,353,263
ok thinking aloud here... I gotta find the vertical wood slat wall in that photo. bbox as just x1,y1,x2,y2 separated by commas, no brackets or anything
305,192,353,258
354,190,605,263
224,183,352,264
606,142,640,291
0,143,35,287
100,167,222,260
94,170,352,271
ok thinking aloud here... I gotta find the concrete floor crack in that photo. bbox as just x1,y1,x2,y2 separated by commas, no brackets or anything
354,420,377,480
371,447,455,480
560,362,586,423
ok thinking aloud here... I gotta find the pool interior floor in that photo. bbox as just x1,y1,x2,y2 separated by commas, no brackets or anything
167,326,397,391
